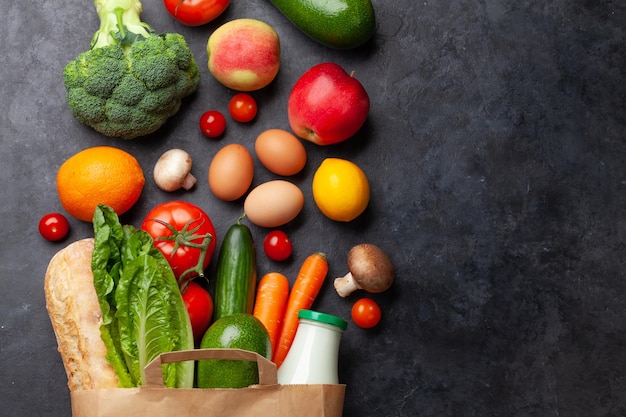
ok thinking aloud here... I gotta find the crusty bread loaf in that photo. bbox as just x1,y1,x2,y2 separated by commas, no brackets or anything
44,238,119,391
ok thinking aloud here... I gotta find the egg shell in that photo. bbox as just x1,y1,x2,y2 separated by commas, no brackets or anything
244,180,304,228
208,144,254,201
255,129,307,176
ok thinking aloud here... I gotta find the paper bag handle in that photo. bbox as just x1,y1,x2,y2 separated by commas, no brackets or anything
144,348,278,387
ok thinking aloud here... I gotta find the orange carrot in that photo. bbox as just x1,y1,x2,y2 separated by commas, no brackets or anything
253,272,290,355
272,252,328,368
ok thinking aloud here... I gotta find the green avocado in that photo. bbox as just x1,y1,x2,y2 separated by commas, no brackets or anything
268,0,376,49
197,314,271,389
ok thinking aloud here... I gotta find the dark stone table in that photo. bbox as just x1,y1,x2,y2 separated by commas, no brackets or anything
2,0,625,416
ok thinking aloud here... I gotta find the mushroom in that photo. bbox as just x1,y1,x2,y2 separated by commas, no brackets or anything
153,149,197,192
333,243,394,297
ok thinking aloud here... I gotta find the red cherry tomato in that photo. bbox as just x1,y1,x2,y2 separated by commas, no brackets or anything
38,212,70,241
199,110,226,138
263,230,293,261
181,281,214,341
228,93,258,123
351,298,382,328
141,201,217,284
163,0,230,26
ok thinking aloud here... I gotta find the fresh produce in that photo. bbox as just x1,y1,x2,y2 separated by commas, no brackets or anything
255,129,307,176
207,19,281,91
182,280,214,342
91,205,194,387
312,158,370,222
152,149,197,192
228,93,258,122
163,0,230,26
39,212,70,241
63,0,200,139
263,230,293,261
198,313,271,388
213,220,257,321
45,238,120,391
208,143,255,201
273,252,328,367
334,243,394,297
56,146,145,222
199,110,227,138
253,272,290,355
244,180,305,228
141,201,217,285
267,0,375,49
351,298,381,328
288,62,370,145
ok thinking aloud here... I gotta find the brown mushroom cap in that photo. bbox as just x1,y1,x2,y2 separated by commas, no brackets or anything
347,244,394,293
334,243,394,297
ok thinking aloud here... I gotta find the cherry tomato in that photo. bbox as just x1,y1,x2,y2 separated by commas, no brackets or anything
263,230,293,261
199,110,226,138
182,281,214,341
141,201,217,284
38,212,70,241
351,298,382,328
228,93,258,123
163,0,230,26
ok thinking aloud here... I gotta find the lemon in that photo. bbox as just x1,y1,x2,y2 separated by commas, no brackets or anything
312,158,370,222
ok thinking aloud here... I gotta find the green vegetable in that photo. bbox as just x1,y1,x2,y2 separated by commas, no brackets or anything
213,219,257,321
267,0,375,49
63,0,200,139
197,313,271,388
91,204,194,388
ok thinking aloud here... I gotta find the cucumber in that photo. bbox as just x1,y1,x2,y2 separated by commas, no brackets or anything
268,0,375,49
213,220,257,321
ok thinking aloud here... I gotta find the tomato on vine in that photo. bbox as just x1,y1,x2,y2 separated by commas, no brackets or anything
351,298,382,328
228,93,258,122
141,201,217,285
163,0,230,26
263,230,293,261
38,212,70,241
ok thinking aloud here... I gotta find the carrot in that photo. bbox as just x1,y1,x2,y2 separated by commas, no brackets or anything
272,252,328,368
253,272,290,355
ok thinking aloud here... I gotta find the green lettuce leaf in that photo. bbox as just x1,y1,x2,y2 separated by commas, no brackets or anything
91,204,124,326
91,204,194,388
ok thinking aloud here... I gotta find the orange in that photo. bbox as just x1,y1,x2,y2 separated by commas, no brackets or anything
56,146,145,222
312,158,370,222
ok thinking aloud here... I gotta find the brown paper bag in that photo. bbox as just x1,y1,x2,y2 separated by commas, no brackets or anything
71,348,346,417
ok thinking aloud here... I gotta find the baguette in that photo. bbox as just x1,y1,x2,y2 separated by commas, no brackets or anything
44,238,119,391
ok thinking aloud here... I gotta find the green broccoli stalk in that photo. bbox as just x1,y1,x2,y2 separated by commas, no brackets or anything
63,0,200,139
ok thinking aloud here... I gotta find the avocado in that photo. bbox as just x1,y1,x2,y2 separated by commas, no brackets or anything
268,0,375,49
197,313,271,388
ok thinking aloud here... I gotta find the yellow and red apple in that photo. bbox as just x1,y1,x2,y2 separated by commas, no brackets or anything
207,19,281,92
287,62,370,146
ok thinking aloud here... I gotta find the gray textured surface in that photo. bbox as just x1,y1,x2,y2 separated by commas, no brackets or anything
2,0,626,416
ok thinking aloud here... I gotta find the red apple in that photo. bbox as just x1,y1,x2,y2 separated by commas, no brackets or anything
207,19,281,92
287,62,370,146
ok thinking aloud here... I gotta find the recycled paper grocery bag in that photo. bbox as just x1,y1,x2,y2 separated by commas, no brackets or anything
71,348,346,417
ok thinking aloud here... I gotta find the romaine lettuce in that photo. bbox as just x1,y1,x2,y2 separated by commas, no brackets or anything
91,204,194,388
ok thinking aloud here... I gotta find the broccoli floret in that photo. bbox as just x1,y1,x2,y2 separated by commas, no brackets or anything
63,0,200,139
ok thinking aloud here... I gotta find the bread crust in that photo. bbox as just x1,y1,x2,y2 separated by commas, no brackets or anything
44,238,119,391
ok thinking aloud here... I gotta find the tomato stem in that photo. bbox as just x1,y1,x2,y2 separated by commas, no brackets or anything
149,217,214,288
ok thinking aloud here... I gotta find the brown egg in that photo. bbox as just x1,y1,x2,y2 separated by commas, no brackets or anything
208,143,254,201
255,129,307,176
244,180,304,227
